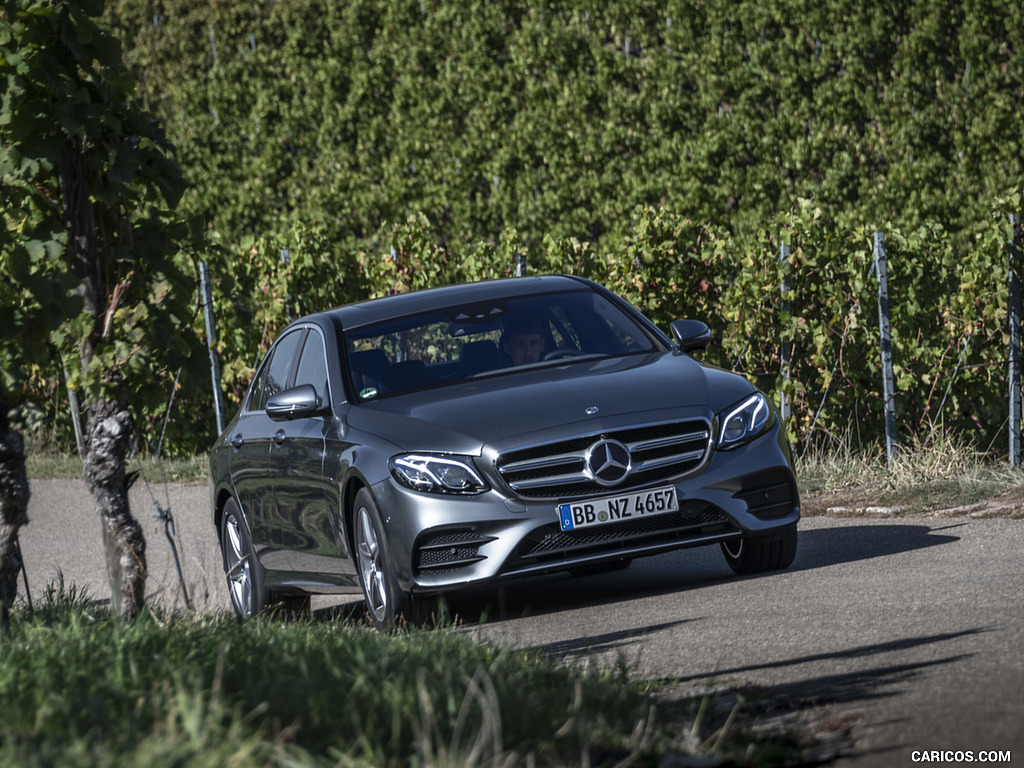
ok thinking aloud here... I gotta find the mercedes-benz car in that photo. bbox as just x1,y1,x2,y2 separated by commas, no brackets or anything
210,275,799,629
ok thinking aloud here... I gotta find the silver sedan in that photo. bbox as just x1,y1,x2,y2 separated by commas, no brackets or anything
210,275,799,630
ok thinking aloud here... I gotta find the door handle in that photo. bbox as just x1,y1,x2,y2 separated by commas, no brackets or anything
231,434,244,450
273,429,286,446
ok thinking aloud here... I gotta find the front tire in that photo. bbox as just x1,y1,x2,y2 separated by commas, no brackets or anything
221,500,268,618
721,524,798,575
353,488,420,631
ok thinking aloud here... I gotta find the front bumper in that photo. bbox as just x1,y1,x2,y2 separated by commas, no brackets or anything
371,426,800,595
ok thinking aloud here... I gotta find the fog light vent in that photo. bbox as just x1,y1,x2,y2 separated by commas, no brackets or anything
414,529,495,573
734,470,797,519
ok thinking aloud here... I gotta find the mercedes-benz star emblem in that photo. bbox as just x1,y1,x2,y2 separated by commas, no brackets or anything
585,438,632,487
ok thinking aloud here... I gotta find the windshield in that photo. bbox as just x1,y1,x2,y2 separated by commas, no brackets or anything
344,289,657,401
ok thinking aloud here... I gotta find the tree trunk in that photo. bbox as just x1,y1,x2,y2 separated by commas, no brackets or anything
0,396,30,631
59,126,148,619
83,397,146,619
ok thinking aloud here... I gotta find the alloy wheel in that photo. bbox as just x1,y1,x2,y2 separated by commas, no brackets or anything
356,505,389,623
224,513,253,617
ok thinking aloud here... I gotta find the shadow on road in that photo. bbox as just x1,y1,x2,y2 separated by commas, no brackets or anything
656,626,991,764
667,627,989,687
527,619,697,661
791,522,963,571
424,521,963,628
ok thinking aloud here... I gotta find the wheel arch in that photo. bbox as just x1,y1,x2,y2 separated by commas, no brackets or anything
340,473,369,556
213,487,241,567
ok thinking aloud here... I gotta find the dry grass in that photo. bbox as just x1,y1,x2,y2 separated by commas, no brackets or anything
797,431,1024,517
25,446,207,484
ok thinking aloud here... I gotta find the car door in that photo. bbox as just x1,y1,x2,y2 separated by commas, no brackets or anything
269,327,350,579
229,328,306,574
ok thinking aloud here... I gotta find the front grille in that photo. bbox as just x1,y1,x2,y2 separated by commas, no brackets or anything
734,470,797,519
496,419,712,499
505,503,736,570
414,528,496,574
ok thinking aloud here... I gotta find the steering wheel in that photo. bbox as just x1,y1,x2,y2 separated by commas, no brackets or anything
543,348,588,361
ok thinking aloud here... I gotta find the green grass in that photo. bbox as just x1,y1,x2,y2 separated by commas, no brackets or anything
0,590,614,766
0,587,808,767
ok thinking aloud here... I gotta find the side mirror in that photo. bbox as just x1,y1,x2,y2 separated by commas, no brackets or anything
670,319,713,353
266,384,323,421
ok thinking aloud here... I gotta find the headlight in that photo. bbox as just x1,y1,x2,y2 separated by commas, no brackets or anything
389,454,489,495
717,393,774,449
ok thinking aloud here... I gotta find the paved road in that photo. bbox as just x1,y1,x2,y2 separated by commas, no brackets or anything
16,478,1024,766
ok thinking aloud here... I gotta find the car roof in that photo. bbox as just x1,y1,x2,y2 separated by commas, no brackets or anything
322,274,594,330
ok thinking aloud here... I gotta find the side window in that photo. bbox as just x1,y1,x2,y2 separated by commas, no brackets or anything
244,362,268,412
294,331,329,407
250,330,306,412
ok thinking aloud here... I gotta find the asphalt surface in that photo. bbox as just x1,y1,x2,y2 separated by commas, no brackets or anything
16,478,1024,766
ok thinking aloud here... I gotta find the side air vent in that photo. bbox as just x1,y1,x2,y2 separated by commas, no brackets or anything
733,470,798,519
414,529,497,574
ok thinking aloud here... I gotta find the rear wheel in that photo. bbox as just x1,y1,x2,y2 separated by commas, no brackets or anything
721,524,798,575
353,488,422,631
221,500,268,618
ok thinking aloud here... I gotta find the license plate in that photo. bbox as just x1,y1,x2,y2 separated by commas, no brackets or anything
557,486,679,531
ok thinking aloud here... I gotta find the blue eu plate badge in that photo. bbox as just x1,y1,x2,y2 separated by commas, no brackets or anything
557,504,575,531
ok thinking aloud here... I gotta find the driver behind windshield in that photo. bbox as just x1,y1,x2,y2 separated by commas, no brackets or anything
500,313,547,366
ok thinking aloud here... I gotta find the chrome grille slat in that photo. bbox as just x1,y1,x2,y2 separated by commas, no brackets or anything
632,448,707,472
628,432,710,452
508,471,589,490
496,418,713,499
499,453,583,473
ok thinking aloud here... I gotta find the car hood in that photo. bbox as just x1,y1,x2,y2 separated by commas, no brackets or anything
345,352,758,455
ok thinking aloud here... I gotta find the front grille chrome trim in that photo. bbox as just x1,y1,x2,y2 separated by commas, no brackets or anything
632,448,707,473
495,418,713,499
508,471,590,491
629,431,711,453
498,453,583,474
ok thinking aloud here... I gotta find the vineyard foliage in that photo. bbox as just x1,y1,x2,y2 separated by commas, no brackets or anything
3,0,1022,456
0,0,203,458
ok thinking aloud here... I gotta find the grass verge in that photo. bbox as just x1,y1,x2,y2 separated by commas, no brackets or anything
797,432,1024,517
25,449,208,484
0,587,814,767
